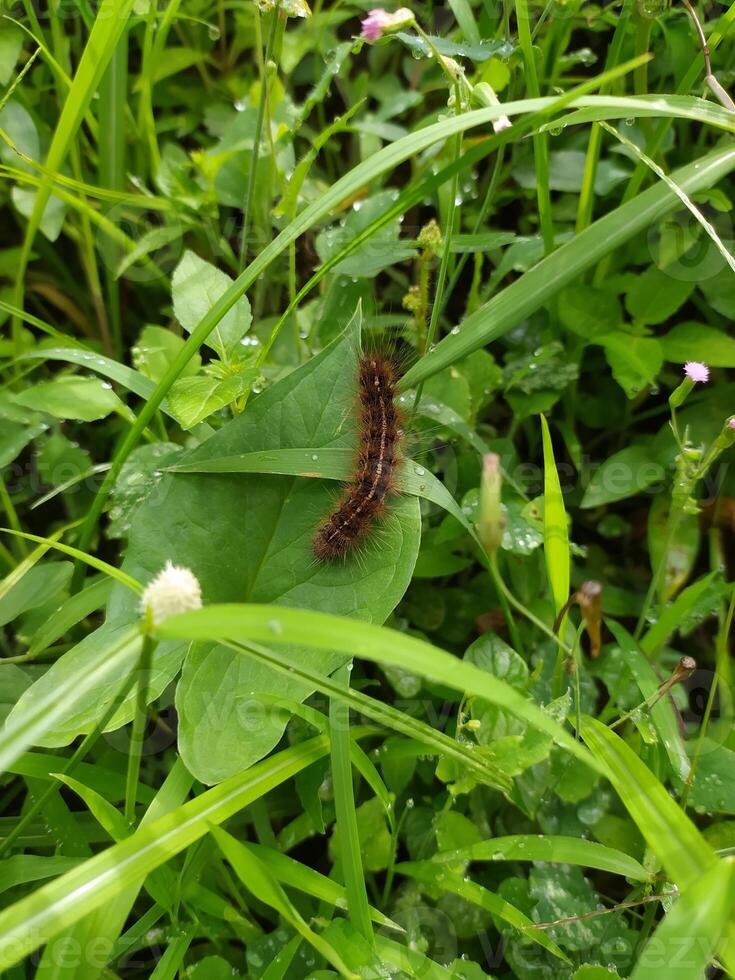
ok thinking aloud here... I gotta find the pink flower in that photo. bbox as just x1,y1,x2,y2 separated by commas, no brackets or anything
361,8,391,40
728,417,735,430
684,361,709,383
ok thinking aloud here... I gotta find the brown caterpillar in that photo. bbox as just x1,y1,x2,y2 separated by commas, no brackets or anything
312,353,403,561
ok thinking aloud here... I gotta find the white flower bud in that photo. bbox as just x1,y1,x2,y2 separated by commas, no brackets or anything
141,561,202,625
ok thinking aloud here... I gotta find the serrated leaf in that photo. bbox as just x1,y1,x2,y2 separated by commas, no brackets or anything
172,250,252,361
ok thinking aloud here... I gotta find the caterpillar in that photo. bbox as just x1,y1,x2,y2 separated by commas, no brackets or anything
312,353,403,561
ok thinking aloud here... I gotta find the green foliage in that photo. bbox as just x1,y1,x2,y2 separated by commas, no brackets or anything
1,0,734,975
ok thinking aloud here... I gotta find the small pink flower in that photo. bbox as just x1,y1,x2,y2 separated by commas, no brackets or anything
361,8,390,40
728,417,735,430
684,361,709,383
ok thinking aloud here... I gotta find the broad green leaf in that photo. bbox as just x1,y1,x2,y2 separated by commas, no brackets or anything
120,313,421,783
580,716,716,889
625,266,695,325
540,415,569,615
630,859,735,979
597,333,663,398
432,834,648,880
0,738,329,972
401,145,735,389
12,378,125,422
685,741,735,814
581,443,662,508
167,371,256,429
132,325,201,383
557,285,621,339
660,321,735,367
158,603,602,773
172,250,252,361
218,638,510,791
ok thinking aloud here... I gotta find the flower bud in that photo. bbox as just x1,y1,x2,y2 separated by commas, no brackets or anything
576,580,603,659
478,453,505,556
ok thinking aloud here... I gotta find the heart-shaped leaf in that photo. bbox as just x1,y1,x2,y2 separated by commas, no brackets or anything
117,309,421,782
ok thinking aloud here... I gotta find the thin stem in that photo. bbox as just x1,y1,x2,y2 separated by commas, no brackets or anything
441,144,506,314
490,554,573,657
125,632,155,824
515,0,554,253
239,7,280,270
0,475,27,558
634,504,683,641
412,77,463,415
488,556,524,655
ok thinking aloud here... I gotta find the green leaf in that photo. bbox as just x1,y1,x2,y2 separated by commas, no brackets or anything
660,321,735,367
0,737,331,971
0,625,141,772
172,250,253,361
0,856,82,896
432,834,648,880
395,860,569,961
540,416,569,615
557,285,622,339
625,266,695,325
122,314,421,783
581,443,662,508
597,333,663,398
132,325,201,383
167,371,256,429
647,495,699,601
0,561,71,627
629,858,735,979
12,378,125,422
640,572,729,655
579,716,716,889
0,23,23,86
235,841,399,930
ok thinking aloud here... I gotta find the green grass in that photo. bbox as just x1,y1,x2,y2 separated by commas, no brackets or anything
1,0,735,976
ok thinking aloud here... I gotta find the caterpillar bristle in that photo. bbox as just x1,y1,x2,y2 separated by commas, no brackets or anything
312,352,403,562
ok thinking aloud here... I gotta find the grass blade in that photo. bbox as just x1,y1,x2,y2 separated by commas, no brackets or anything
401,144,735,388
0,736,331,970
158,604,602,772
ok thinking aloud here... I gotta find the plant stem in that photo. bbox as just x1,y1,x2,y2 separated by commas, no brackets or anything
239,7,281,270
515,0,554,254
125,632,154,824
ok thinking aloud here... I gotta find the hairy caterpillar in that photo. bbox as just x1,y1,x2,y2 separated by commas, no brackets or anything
312,353,403,561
